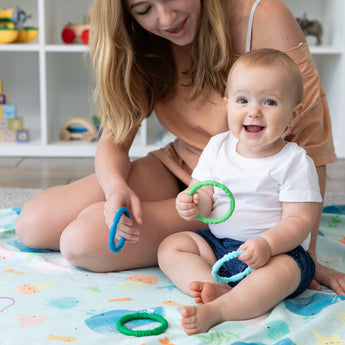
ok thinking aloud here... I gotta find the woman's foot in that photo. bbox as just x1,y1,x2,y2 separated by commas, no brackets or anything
189,281,231,304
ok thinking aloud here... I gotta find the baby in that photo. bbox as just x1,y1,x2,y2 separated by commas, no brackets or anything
158,48,322,335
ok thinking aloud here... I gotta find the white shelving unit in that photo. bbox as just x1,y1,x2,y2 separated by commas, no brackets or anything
0,0,344,158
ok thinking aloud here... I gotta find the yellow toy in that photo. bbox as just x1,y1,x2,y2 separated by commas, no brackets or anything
0,6,38,44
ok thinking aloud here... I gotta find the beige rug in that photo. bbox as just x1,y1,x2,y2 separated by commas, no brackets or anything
0,188,344,209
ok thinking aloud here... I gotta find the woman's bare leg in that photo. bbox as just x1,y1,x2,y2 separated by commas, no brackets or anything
16,154,202,271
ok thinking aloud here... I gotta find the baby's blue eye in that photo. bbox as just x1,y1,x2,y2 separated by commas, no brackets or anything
265,99,277,106
237,98,248,104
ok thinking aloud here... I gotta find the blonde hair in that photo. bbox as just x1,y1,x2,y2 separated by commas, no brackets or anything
89,0,231,144
225,48,304,105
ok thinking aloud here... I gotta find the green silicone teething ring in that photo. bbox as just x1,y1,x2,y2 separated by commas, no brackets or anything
188,180,235,224
117,312,168,337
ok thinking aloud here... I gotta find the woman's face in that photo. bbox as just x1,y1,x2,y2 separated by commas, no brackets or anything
126,0,201,46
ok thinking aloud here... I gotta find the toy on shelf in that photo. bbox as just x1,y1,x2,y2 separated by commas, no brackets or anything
59,118,98,142
0,81,29,143
0,6,38,44
296,13,323,46
61,15,89,45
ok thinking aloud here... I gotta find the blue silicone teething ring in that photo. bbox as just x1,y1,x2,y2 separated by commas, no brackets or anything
212,250,252,283
109,206,130,253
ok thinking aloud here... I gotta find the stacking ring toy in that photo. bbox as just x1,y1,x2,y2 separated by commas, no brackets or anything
109,206,129,253
188,180,235,224
117,313,168,337
211,250,252,283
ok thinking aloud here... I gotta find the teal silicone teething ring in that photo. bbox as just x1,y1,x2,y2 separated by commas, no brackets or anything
212,250,252,283
188,180,235,224
109,206,129,253
117,312,168,337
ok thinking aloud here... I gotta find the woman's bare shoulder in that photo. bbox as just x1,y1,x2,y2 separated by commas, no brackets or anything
251,0,305,51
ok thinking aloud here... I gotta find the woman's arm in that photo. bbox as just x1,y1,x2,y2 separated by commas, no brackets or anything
95,127,143,228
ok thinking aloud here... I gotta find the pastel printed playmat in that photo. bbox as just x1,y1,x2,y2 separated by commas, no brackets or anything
1,205,345,345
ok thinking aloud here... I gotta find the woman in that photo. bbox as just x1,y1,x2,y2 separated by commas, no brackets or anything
15,0,345,294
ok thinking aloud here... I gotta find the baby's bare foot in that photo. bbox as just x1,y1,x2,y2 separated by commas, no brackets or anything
181,304,223,335
190,281,231,304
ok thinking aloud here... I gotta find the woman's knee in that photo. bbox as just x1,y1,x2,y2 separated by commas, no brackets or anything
15,205,51,249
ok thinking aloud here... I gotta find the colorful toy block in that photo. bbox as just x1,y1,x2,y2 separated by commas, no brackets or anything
0,118,8,129
0,93,6,105
0,104,17,119
9,118,23,131
4,129,16,142
16,129,29,143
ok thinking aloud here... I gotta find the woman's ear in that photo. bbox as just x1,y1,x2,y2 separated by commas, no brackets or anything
223,96,228,104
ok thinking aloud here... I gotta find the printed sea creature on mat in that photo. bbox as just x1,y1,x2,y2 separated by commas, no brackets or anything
195,330,240,344
339,236,345,244
47,297,82,310
284,292,345,316
163,300,189,307
0,297,15,313
109,298,133,302
159,337,175,345
328,214,342,228
4,269,25,275
265,320,290,340
0,247,16,259
116,274,158,292
14,314,49,327
14,281,55,295
312,330,345,345
84,306,165,334
46,334,76,342
7,239,53,253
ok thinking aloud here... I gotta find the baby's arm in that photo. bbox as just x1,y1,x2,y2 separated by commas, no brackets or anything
239,202,319,268
176,178,214,221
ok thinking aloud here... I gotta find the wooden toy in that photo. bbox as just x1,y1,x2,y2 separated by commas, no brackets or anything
61,23,89,45
59,118,97,142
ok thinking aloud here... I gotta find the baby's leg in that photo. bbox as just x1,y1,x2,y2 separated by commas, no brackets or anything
158,232,230,296
181,254,300,335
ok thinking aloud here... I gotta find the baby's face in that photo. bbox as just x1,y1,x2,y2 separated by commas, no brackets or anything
225,63,301,158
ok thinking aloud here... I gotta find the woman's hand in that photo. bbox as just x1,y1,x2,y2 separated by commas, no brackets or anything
176,191,199,221
238,237,272,270
309,261,345,295
104,187,143,244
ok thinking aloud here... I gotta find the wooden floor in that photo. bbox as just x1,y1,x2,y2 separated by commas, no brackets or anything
0,157,344,193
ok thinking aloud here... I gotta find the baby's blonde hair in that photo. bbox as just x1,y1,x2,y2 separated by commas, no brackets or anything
226,48,304,105
89,0,231,144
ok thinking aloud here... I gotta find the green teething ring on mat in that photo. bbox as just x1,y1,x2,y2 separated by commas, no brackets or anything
188,180,235,224
117,312,168,337
211,250,252,283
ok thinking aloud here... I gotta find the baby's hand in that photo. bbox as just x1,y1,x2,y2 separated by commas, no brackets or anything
238,237,272,269
176,191,199,221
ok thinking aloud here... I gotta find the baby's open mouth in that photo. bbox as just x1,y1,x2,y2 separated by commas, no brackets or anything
244,125,265,133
